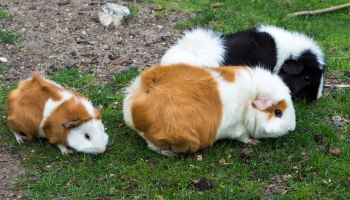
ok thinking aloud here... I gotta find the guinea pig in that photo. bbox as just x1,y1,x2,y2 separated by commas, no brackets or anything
160,25,326,101
7,73,109,154
123,63,296,156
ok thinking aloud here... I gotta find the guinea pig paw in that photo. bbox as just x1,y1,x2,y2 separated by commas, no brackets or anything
58,145,75,155
160,150,177,157
13,132,26,144
248,138,260,146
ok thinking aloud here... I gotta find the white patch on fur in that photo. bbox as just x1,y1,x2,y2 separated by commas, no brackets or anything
212,69,253,141
160,28,225,67
317,75,324,99
38,90,73,138
79,97,96,118
67,119,108,154
257,25,325,73
123,76,141,129
213,67,296,140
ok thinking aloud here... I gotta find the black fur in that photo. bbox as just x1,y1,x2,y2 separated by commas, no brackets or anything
279,51,324,101
221,28,325,101
222,28,277,71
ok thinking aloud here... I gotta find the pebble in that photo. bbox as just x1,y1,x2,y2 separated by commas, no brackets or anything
0,57,8,63
156,25,163,29
58,0,71,6
98,3,130,28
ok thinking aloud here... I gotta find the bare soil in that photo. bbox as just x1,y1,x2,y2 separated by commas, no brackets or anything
0,145,26,199
0,0,189,198
0,0,188,85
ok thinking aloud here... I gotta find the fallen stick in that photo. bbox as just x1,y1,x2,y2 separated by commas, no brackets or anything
325,84,350,88
288,2,350,17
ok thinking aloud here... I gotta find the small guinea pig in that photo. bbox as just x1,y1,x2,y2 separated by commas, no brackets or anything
123,64,296,156
160,25,326,101
7,73,109,154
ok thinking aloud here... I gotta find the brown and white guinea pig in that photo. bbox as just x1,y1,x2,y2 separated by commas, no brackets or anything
123,64,296,156
7,73,109,154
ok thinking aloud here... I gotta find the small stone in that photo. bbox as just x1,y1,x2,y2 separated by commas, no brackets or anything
197,155,202,161
219,158,226,165
156,25,163,29
328,147,341,155
0,57,8,63
98,3,130,28
212,3,221,8
108,53,120,60
58,0,70,6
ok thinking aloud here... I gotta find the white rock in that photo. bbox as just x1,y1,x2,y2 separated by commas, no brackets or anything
98,3,130,28
0,57,8,63
156,25,163,29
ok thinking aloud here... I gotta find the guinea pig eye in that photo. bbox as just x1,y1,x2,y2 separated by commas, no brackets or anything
304,74,311,84
84,133,90,140
274,109,282,117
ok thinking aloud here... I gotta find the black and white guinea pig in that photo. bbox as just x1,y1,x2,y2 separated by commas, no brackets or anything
160,25,326,101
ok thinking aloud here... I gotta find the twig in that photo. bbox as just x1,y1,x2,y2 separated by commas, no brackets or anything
325,84,350,88
288,2,350,17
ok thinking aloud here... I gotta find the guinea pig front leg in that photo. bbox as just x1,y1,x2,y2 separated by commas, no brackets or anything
57,145,75,155
12,131,27,144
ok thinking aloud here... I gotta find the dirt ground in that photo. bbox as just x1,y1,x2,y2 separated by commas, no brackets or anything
0,0,188,85
0,0,189,198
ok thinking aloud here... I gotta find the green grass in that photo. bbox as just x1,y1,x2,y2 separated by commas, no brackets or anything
0,6,19,43
0,0,350,199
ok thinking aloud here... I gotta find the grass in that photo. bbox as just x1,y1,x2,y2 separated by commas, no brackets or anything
0,0,349,199
0,6,19,43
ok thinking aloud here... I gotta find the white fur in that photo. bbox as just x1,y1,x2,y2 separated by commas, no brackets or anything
213,67,296,141
317,75,324,99
79,97,96,118
38,90,73,138
67,119,108,154
123,76,141,129
257,25,325,73
160,28,225,67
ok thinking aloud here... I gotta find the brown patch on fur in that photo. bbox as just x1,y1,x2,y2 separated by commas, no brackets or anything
43,97,92,145
213,66,248,82
131,64,223,153
7,73,62,139
7,73,96,146
264,100,288,119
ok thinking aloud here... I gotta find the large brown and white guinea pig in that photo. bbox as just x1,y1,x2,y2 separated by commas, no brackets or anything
7,73,109,154
123,64,296,156
160,25,326,101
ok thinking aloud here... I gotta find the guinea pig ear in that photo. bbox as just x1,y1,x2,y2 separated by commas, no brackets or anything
281,63,304,75
62,119,80,129
252,98,273,111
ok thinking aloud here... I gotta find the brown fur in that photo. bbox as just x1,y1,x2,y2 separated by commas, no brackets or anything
7,73,62,139
213,66,248,82
43,97,92,145
265,100,288,119
131,64,223,153
7,73,98,146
